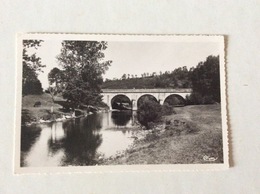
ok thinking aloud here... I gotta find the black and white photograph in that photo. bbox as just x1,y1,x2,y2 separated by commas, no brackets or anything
15,34,228,173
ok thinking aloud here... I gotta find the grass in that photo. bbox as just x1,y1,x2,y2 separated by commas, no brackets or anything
22,93,64,108
104,104,223,164
21,93,66,123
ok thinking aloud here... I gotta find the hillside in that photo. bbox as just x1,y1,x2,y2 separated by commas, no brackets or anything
21,93,65,124
102,75,191,89
102,66,192,89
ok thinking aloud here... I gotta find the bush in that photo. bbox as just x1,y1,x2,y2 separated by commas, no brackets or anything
21,109,34,124
137,97,162,129
186,93,215,105
186,93,201,105
161,103,175,115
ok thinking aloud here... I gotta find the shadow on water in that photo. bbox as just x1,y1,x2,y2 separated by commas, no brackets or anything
111,111,131,126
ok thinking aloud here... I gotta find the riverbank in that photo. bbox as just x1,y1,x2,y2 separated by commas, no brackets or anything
21,93,102,125
102,104,223,165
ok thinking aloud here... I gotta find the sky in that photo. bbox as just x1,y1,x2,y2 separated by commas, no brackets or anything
32,40,220,89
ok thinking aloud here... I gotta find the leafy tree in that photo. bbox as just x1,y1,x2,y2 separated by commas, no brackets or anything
23,77,43,95
48,67,65,100
121,74,127,80
190,55,220,103
22,40,45,95
57,41,112,108
137,97,162,129
48,67,64,86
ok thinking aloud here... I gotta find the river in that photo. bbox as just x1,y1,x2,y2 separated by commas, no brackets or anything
20,111,137,167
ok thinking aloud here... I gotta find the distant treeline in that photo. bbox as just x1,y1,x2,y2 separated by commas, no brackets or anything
102,66,191,89
103,55,220,104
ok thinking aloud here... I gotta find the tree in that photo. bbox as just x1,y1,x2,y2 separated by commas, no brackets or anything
57,41,112,108
48,67,64,86
23,78,43,95
137,97,162,129
48,67,65,100
121,74,127,80
22,40,45,95
190,55,220,103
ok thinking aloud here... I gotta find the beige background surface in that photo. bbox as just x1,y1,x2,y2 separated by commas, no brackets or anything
0,0,259,193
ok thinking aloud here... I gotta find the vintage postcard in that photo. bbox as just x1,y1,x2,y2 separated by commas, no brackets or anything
15,33,228,173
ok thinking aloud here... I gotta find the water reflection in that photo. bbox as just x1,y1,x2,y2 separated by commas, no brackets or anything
21,111,136,167
111,111,131,126
20,125,42,167
60,116,103,166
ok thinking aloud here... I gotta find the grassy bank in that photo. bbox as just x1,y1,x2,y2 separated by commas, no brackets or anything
103,104,223,164
21,93,67,124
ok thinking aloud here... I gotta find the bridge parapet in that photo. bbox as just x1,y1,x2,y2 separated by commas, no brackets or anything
102,88,192,93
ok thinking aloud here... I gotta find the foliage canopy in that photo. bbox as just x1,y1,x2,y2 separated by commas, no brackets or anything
22,40,45,95
189,55,220,104
56,41,112,107
137,97,162,129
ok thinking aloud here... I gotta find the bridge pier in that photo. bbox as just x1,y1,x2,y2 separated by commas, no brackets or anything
159,98,165,105
132,100,137,111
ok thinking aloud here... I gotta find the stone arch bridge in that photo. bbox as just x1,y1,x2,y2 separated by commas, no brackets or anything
102,88,192,110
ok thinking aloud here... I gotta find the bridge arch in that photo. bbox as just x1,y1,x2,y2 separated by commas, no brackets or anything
110,94,132,110
136,94,159,108
163,94,186,106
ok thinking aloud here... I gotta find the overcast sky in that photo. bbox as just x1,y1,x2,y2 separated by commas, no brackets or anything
34,40,220,89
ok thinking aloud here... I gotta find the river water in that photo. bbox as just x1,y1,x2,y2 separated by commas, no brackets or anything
21,111,137,167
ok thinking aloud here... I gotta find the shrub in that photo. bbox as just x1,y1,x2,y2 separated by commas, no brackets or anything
186,93,202,105
186,93,215,105
137,97,162,129
21,110,34,124
201,95,215,104
162,103,175,115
